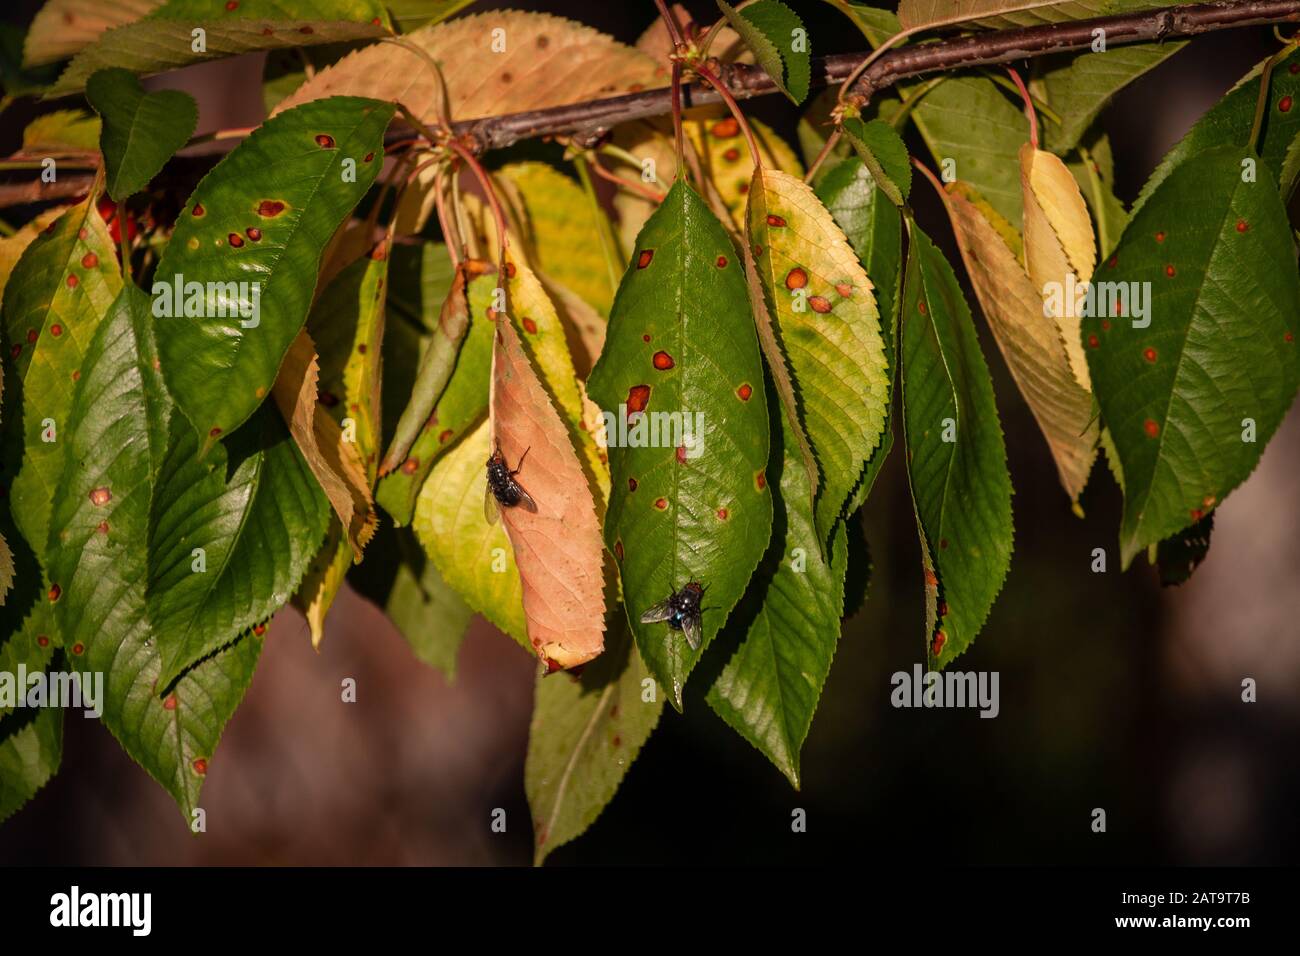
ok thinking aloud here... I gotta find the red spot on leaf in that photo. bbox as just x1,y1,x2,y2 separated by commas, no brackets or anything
315,133,335,148
164,695,177,711
835,283,853,297
931,631,946,657
717,508,729,520
766,214,787,227
504,262,516,279
192,203,205,217
257,200,286,217
1286,332,1295,343
1164,264,1176,277
228,232,245,248
939,539,949,550
1144,419,1160,438
809,295,832,313
72,642,84,655
642,333,651,342
209,427,222,438
675,445,687,464
937,600,948,618
246,227,262,242
401,457,419,474
72,370,80,381
723,147,740,162
918,300,927,315
96,520,108,534
25,329,36,343
614,539,624,561
37,635,50,648
924,568,938,588
652,350,674,370
81,252,98,269
522,317,538,334
637,249,654,269
1281,95,1294,112
628,477,637,492
1143,347,1157,363
755,471,766,490
785,267,807,290
1155,231,1166,243
50,324,63,336
737,383,753,401
1108,254,1118,268
299,25,315,35
716,255,728,268
1190,508,1204,521
225,0,238,9
9,344,19,358
48,584,61,602
437,429,453,443
1101,319,1112,331
1087,334,1100,348
711,118,740,138
253,623,266,636
65,274,77,289
1235,219,1249,233
89,487,111,506
626,384,651,413
193,758,208,775
654,497,668,510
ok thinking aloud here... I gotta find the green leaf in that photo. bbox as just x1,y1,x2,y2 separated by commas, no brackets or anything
3,198,123,562
527,623,663,864
747,166,890,550
1041,41,1188,153
814,156,903,509
717,0,810,104
154,96,393,446
705,401,847,788
85,68,197,202
588,179,773,709
44,286,260,817
412,417,529,649
901,219,1014,667
1068,131,1128,259
1279,127,1300,200
49,0,393,96
0,691,62,823
1132,47,1300,216
1082,145,1300,566
377,254,495,526
22,109,102,153
385,0,477,32
348,523,472,678
839,117,911,206
1155,512,1213,587
148,407,330,689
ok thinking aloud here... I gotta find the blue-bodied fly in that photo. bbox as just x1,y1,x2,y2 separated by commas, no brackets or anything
640,582,706,650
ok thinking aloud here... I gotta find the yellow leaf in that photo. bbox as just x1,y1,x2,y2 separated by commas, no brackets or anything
940,182,1098,501
274,11,666,123
23,0,160,67
1020,143,1096,390
272,331,377,559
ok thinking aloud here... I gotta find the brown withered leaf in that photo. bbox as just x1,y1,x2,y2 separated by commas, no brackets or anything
940,182,1098,502
272,330,378,558
490,313,606,671
274,11,666,124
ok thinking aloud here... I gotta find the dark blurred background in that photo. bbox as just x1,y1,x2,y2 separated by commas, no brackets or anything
1,1,1297,866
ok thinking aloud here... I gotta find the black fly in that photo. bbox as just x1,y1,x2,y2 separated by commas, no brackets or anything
485,444,538,523
640,582,706,650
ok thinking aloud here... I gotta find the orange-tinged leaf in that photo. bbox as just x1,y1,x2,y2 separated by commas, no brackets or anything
272,330,377,559
274,11,666,124
22,0,160,67
1020,143,1096,390
490,314,605,671
939,181,1098,501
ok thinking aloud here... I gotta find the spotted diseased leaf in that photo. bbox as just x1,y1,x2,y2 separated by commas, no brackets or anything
527,624,662,865
588,180,772,709
85,68,197,202
896,0,1152,32
1082,145,1300,566
3,199,122,563
275,11,665,123
939,179,1098,503
490,313,606,670
747,167,890,549
717,0,810,104
839,117,911,206
0,620,62,820
901,220,1014,668
413,417,529,649
1132,47,1300,216
22,0,161,67
154,96,393,447
815,156,903,510
49,0,393,96
147,407,330,690
705,403,847,788
43,287,262,818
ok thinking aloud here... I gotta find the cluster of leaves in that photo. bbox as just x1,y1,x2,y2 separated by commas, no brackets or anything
0,0,1297,864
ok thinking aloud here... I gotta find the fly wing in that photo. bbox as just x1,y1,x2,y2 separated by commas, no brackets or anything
682,612,703,650
514,482,539,514
484,482,500,525
639,599,674,624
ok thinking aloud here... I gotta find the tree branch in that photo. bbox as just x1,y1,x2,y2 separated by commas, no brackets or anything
3,0,1297,207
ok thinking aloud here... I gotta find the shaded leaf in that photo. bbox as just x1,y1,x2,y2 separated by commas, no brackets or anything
839,117,911,205
490,311,606,669
154,96,393,446
901,220,1014,667
527,623,662,865
747,166,890,548
386,0,478,32
271,330,376,557
85,67,197,202
717,0,810,104
588,180,772,708
21,110,101,153
1082,145,1300,565
705,401,847,788
147,407,330,689
50,0,392,95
